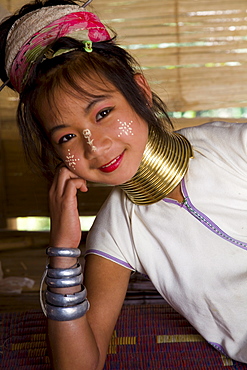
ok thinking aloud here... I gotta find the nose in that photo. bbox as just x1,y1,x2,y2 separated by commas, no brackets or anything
82,129,112,159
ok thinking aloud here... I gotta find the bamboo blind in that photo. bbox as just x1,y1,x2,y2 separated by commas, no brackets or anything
1,0,247,223
93,0,247,112
1,0,247,114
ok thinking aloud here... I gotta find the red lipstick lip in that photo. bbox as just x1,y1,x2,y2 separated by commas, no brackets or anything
99,152,124,173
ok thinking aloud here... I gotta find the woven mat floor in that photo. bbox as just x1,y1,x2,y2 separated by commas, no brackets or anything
1,304,247,370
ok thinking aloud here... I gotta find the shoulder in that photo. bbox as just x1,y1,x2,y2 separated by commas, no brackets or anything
178,121,247,176
86,187,132,243
177,120,247,148
86,187,137,271
95,186,130,218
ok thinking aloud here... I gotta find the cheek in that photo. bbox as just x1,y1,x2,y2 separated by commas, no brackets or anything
64,149,81,171
117,119,134,137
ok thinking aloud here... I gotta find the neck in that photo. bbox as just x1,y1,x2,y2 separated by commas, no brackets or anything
119,127,193,205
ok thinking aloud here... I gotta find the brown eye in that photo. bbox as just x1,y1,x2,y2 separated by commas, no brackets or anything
58,134,76,144
96,108,112,121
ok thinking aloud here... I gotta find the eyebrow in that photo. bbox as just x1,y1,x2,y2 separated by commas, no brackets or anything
49,124,70,137
84,95,110,114
48,94,112,137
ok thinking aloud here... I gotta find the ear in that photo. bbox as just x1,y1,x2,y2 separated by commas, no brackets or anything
134,73,152,104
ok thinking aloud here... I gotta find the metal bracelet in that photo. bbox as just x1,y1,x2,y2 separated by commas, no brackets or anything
46,247,81,258
45,299,90,321
45,286,87,307
47,263,82,279
45,273,83,288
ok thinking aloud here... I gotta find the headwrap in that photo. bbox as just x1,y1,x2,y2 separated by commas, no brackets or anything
5,4,111,92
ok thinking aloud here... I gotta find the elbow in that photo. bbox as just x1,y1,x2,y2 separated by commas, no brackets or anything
49,346,103,370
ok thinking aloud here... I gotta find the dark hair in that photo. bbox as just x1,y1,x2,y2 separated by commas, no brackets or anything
0,0,173,180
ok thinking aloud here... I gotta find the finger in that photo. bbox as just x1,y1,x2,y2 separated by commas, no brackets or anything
62,178,89,198
49,165,67,193
51,166,87,196
50,176,88,207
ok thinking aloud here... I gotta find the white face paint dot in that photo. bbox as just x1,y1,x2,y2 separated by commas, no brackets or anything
82,129,97,152
65,149,80,171
117,119,134,137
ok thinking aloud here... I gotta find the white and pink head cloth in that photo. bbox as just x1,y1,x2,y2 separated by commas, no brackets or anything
4,1,111,92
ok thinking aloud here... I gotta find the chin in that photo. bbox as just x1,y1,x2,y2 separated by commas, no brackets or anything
103,179,128,186
99,174,133,186
113,174,136,186
96,166,139,186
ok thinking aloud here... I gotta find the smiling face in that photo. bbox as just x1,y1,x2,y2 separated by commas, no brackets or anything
39,75,149,185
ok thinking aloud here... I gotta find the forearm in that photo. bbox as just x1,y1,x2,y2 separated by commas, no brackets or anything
45,254,106,370
44,169,110,369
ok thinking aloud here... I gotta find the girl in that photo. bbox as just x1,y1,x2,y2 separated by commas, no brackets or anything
1,0,247,368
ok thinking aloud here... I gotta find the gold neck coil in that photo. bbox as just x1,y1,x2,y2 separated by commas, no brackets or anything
119,127,193,205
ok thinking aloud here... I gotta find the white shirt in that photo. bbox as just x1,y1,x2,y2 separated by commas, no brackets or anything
86,121,247,362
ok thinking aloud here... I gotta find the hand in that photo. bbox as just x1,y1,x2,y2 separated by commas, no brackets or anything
49,166,88,248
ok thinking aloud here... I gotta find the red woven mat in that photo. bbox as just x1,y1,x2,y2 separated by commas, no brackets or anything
1,305,247,369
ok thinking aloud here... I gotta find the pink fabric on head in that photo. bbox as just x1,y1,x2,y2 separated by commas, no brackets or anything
10,11,111,92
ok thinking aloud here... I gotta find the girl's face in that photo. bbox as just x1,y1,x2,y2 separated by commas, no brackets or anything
40,75,150,185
